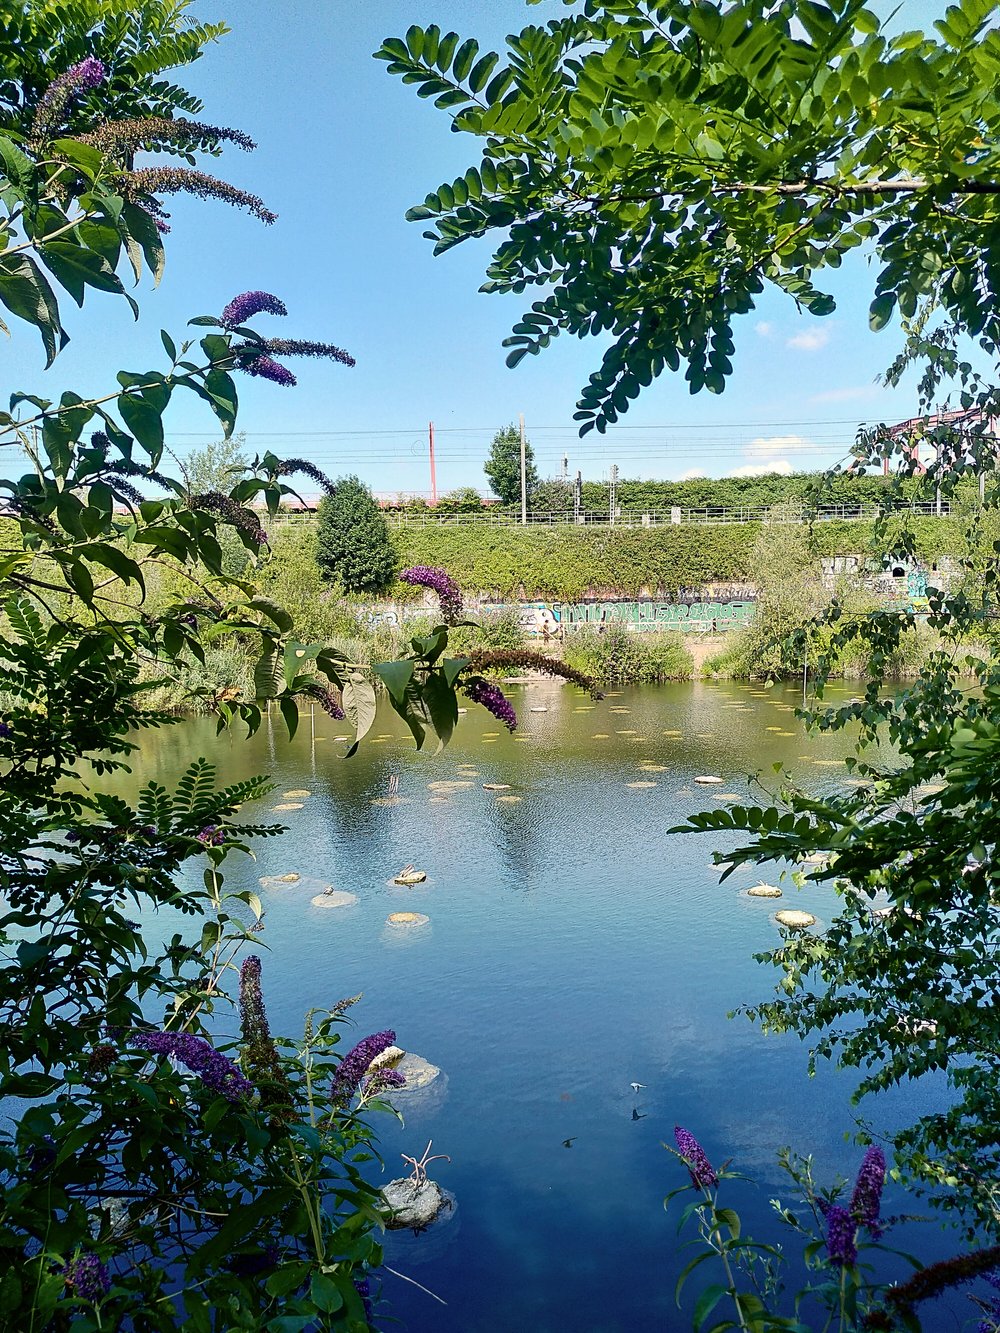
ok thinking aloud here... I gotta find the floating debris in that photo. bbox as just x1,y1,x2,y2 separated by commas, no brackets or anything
311,891,358,909
387,912,430,927
775,909,816,928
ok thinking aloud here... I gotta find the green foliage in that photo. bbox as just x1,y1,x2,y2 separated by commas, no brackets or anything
562,624,693,683
484,422,537,506
380,1,1000,430
316,476,397,595
393,516,961,600
179,431,248,495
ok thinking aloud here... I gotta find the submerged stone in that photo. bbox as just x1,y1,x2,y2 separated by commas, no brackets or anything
387,912,429,927
694,776,724,785
310,891,358,909
382,1177,451,1229
259,872,300,886
747,884,782,899
283,789,312,798
393,870,427,885
775,909,816,928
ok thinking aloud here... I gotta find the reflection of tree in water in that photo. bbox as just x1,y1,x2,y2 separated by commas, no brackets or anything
488,797,541,889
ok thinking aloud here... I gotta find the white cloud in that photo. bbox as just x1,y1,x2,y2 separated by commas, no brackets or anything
754,321,774,338
786,327,831,352
808,384,881,405
728,460,795,476
679,468,706,480
744,434,813,457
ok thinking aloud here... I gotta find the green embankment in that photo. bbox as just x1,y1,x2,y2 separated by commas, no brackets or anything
391,516,963,600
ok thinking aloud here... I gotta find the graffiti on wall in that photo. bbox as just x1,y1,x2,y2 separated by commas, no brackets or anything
362,598,758,634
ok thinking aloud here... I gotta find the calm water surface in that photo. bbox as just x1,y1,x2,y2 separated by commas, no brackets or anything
120,681,954,1331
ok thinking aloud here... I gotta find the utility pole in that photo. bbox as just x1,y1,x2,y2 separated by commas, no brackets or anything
609,463,618,527
573,470,582,524
428,421,438,506
519,412,527,526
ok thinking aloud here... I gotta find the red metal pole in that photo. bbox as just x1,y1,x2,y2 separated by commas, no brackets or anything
429,420,437,506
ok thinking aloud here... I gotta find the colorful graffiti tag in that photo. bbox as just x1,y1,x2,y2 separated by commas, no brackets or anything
363,598,757,634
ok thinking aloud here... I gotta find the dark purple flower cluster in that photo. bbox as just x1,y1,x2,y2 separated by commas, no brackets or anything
262,338,356,368
355,1275,374,1323
463,648,604,700
304,683,345,720
362,1067,406,1098
63,1252,111,1301
191,492,268,545
239,956,290,1108
330,1030,397,1107
399,566,463,624
850,1145,886,1238
196,825,225,846
0,721,12,739
221,291,288,329
130,1030,254,1103
87,1044,117,1074
673,1126,718,1190
82,116,256,158
237,352,296,387
276,458,336,497
33,58,105,136
825,1204,858,1266
462,678,517,732
120,167,277,224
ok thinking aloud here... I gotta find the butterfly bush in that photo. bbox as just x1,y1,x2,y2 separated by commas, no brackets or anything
399,566,463,624
130,1031,254,1103
462,678,517,731
330,1031,397,1107
674,1126,718,1189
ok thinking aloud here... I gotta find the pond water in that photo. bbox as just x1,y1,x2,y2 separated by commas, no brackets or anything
121,680,954,1331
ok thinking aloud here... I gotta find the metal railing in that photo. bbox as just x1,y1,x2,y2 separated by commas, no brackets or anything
265,500,953,528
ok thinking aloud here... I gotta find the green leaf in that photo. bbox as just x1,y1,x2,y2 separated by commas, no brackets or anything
0,253,65,365
422,671,459,752
453,38,480,81
309,1273,343,1314
373,659,414,703
279,695,299,741
342,675,377,745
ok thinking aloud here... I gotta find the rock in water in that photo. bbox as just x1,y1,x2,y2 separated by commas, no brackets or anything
381,1177,449,1229
387,912,429,927
775,909,816,928
310,891,358,909
393,870,427,885
694,775,724,785
747,884,782,899
391,1053,441,1090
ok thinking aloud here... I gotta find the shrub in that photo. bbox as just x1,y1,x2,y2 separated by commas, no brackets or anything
316,476,397,594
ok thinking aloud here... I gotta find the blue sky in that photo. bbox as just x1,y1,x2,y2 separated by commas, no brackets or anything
6,0,962,497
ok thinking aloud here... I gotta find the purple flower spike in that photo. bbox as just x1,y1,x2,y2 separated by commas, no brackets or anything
399,565,463,624
130,1030,254,1103
330,1030,396,1107
673,1126,718,1189
32,59,105,136
462,678,517,732
196,825,225,846
220,291,288,329
239,353,296,387
826,1204,858,1266
0,721,12,739
63,1252,111,1301
850,1145,886,1237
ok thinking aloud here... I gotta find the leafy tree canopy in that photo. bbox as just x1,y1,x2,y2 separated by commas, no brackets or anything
484,421,538,505
316,475,398,594
378,0,1000,431
178,431,248,495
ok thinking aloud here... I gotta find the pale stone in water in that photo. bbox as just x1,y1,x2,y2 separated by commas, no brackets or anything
694,775,724,785
392,1053,441,1089
387,911,429,926
775,909,816,928
529,705,548,713
712,793,743,800
497,794,522,803
747,884,782,899
393,870,427,885
259,872,300,886
627,781,657,789
283,789,312,798
428,780,474,792
482,783,511,791
381,1177,449,1229
273,802,304,811
311,891,358,909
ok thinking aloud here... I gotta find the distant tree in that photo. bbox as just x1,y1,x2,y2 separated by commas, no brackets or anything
316,475,397,594
180,432,248,495
484,423,537,507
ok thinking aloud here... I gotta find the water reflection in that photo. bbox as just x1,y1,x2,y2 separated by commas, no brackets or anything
106,682,952,1332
